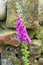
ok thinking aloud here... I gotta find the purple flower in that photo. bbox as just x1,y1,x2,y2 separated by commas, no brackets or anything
16,20,22,31
16,16,31,44
27,36,31,44
16,16,23,31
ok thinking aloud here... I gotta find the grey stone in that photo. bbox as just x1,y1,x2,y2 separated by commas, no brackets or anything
38,0,43,23
2,58,13,65
1,51,21,65
6,0,39,29
6,0,17,28
30,40,42,58
0,0,7,20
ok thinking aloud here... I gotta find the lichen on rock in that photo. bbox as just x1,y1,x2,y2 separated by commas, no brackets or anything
6,0,17,28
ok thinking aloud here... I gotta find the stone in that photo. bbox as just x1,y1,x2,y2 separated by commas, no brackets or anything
38,0,43,25
0,0,7,20
1,52,21,65
41,39,43,53
36,27,43,39
1,58,13,65
6,0,39,29
27,28,40,39
39,58,43,65
30,40,42,58
0,46,5,52
6,0,17,28
0,30,19,47
19,0,39,28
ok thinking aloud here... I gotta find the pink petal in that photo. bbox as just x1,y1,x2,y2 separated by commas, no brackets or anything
27,36,31,44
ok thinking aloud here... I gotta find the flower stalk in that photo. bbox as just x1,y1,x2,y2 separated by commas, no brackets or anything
16,16,31,65
21,43,30,65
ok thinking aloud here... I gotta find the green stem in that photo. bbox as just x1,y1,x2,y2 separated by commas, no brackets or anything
21,43,30,65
